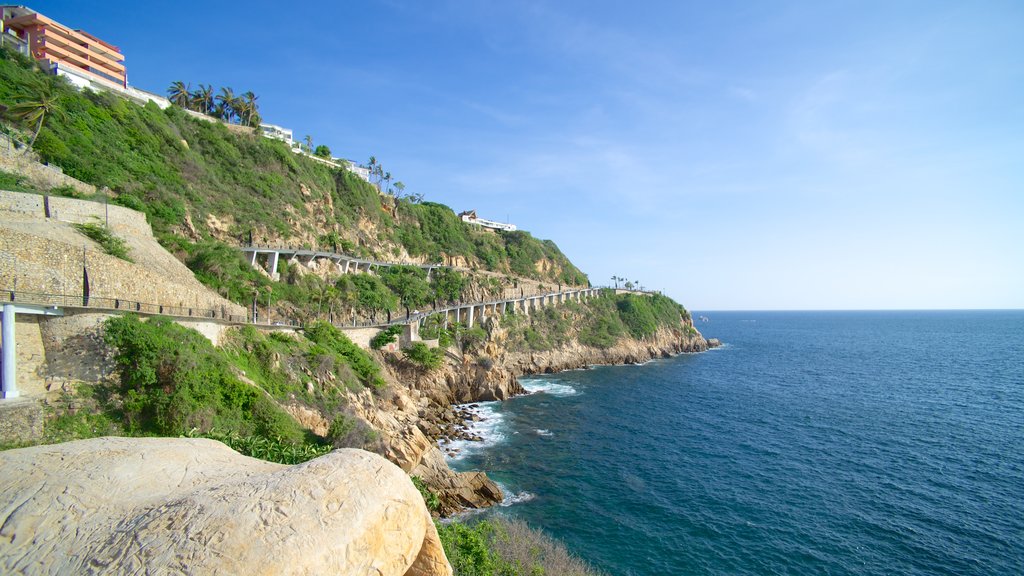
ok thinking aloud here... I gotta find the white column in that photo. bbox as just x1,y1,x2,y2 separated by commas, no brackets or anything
269,252,280,280
248,251,257,266
467,306,475,328
2,304,18,399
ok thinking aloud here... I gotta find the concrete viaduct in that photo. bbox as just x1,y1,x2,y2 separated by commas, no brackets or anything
241,245,444,281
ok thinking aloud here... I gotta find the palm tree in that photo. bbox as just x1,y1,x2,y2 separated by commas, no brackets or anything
393,181,405,198
167,81,191,108
304,135,313,153
8,80,65,152
384,171,392,194
239,91,259,126
215,87,237,122
190,84,214,114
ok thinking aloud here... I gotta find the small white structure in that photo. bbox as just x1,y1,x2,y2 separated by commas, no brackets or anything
342,160,373,183
260,123,294,146
459,210,517,232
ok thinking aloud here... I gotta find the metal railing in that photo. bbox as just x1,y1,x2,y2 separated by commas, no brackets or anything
2,290,249,323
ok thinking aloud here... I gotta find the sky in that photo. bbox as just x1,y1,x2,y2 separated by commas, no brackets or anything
30,1,1024,310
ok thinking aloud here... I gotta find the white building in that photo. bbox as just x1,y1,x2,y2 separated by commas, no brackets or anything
459,210,517,232
260,123,294,147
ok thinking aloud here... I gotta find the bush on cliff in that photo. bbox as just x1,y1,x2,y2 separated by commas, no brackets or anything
437,517,605,576
103,315,306,443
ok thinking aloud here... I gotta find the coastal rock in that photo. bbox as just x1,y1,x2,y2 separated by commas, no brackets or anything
411,448,504,515
0,437,451,576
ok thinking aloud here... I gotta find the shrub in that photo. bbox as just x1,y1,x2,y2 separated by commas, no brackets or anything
370,324,403,349
72,221,132,261
411,476,441,512
304,321,385,389
460,325,487,350
403,342,444,370
326,411,380,450
437,518,605,576
103,315,305,443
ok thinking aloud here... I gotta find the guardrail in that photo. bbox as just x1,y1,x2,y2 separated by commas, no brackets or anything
1,290,249,323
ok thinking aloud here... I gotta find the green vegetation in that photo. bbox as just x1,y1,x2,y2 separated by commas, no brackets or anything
0,47,588,299
438,518,604,576
72,221,132,261
502,292,690,351
304,321,385,389
0,169,39,192
32,315,399,462
167,81,260,127
412,476,441,512
104,315,307,442
403,342,444,370
187,429,332,465
370,324,403,349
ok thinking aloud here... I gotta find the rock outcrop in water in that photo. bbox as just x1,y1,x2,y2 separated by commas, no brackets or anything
0,437,451,576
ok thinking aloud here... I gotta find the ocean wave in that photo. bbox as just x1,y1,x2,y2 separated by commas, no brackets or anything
520,378,578,397
440,402,506,462
498,485,536,507
535,429,554,437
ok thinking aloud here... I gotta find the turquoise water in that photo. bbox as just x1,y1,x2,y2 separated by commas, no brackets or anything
448,311,1024,575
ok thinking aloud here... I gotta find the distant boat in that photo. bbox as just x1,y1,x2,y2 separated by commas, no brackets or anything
699,315,710,323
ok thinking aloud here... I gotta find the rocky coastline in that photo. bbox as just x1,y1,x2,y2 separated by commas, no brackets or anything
370,318,719,515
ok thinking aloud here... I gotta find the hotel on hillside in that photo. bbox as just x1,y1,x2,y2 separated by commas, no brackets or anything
1,5,126,90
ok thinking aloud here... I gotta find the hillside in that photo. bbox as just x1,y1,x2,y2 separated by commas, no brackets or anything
0,46,587,315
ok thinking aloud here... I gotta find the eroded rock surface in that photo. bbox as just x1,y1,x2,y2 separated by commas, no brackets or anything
0,437,451,576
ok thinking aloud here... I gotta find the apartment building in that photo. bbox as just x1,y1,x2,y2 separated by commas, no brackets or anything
1,5,126,88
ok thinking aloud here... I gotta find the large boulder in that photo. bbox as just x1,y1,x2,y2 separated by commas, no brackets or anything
0,437,451,576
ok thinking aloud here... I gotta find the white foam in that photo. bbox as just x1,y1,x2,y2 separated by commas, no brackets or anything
440,401,506,462
519,378,578,397
496,482,536,507
535,429,553,437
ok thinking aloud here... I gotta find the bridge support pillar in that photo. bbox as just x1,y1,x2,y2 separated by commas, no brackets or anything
2,304,18,399
249,251,257,266
269,252,280,281
466,306,474,328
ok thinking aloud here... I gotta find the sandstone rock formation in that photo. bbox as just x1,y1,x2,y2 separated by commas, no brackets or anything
0,437,451,576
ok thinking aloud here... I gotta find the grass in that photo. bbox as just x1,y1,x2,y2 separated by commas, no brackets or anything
72,220,132,261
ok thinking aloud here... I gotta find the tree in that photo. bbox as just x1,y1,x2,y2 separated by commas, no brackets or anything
393,181,406,198
239,91,259,126
381,265,431,317
167,81,191,108
304,134,313,153
195,84,214,114
215,87,237,122
431,268,464,304
7,79,65,152
624,280,634,290
313,144,331,158
351,274,396,322
384,171,392,194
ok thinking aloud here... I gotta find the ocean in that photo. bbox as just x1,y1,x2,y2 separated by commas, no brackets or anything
446,311,1024,575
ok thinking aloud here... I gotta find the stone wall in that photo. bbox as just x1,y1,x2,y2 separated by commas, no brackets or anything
36,311,114,387
0,190,246,320
11,315,47,397
0,399,44,445
0,144,96,197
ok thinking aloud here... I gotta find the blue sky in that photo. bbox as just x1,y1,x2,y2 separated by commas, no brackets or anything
33,1,1024,309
